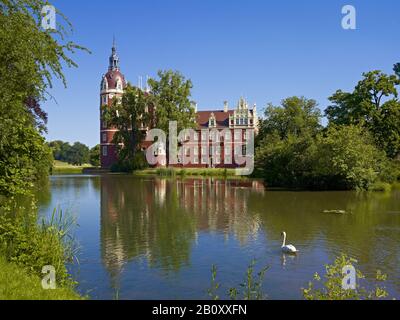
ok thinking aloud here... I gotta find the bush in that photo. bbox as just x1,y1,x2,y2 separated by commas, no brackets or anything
111,152,148,173
303,254,389,300
0,207,77,287
256,125,389,190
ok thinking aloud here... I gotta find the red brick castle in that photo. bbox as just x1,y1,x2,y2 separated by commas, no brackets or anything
100,43,258,169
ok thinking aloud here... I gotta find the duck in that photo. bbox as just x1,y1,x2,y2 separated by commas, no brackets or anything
281,231,298,254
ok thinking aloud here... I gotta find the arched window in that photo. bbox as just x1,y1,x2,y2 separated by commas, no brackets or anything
101,77,108,91
116,78,122,90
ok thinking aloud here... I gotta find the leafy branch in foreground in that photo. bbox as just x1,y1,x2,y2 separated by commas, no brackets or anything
208,260,269,300
303,254,390,300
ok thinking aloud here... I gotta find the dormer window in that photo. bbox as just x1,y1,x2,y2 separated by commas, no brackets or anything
209,113,216,128
116,78,122,90
101,78,108,91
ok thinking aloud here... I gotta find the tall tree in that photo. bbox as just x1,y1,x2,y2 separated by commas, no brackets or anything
257,96,321,145
89,145,100,167
0,0,87,199
102,84,151,170
326,70,400,158
148,70,196,133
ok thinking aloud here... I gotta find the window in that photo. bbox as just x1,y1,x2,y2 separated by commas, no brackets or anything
194,132,198,141
202,147,207,155
225,156,232,164
225,146,231,156
201,157,207,164
235,130,242,141
194,147,199,156
236,119,239,125
102,133,107,142
215,157,220,164
194,157,199,164
234,146,241,155
225,131,231,141
242,145,247,155
102,146,108,156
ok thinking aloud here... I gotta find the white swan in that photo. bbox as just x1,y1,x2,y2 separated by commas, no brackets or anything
281,231,298,254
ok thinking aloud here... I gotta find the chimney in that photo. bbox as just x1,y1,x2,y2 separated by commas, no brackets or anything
223,101,228,113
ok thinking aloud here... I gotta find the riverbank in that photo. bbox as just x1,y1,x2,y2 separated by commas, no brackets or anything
52,160,93,174
0,205,83,300
0,257,81,300
132,167,241,178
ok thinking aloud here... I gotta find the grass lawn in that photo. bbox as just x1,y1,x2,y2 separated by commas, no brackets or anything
0,257,82,300
52,160,93,174
133,167,242,178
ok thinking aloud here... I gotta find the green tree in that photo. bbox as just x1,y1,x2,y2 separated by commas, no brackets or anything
394,63,400,78
255,97,322,186
326,70,400,158
0,0,87,200
102,84,151,171
313,125,387,190
258,96,321,142
89,145,100,167
67,142,89,166
148,70,197,134
148,70,197,165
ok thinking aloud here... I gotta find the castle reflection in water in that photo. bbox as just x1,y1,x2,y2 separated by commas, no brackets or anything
100,176,265,278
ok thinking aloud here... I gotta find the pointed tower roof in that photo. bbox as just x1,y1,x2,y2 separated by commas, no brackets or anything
109,38,120,71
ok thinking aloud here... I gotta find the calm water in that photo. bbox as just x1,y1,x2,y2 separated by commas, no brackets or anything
38,175,400,299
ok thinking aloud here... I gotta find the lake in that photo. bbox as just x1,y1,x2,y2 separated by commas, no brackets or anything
38,175,400,299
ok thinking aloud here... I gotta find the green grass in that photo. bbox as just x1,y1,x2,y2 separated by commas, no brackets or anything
0,257,82,300
133,167,240,178
52,160,92,174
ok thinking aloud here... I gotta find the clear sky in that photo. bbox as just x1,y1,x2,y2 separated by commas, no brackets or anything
43,0,400,147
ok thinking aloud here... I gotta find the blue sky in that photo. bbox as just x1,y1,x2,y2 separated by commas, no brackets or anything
44,0,400,147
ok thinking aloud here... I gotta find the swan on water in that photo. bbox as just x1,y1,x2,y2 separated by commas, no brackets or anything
281,231,298,254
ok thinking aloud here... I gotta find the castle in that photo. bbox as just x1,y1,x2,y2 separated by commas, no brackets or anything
100,43,258,169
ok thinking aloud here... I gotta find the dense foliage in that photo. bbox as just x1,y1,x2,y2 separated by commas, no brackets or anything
89,144,100,167
0,0,86,298
255,69,400,190
326,70,400,159
148,70,197,135
0,0,87,200
48,140,90,166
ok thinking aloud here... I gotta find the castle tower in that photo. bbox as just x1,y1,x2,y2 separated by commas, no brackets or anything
100,40,126,168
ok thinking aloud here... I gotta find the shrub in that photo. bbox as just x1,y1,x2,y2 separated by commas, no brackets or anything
303,254,389,300
0,206,77,287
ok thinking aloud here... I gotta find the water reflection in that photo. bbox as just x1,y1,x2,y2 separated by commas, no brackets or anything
42,175,400,299
100,177,265,276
